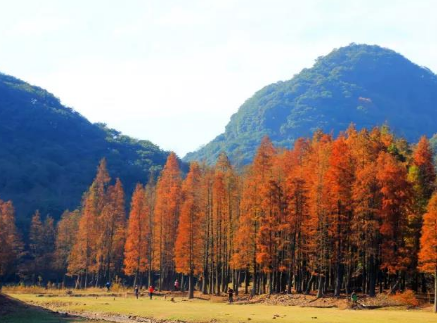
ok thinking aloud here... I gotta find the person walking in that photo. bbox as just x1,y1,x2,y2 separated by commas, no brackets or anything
148,285,155,300
174,279,180,291
134,285,139,299
228,288,234,303
105,282,111,292
351,291,358,308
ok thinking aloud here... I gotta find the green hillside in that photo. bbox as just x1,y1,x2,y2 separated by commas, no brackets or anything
185,43,437,164
0,72,169,227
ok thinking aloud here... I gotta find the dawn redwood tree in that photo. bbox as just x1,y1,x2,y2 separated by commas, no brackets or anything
306,131,332,297
144,174,157,287
376,151,411,292
98,178,126,282
53,210,81,279
282,138,311,294
68,159,110,288
231,170,257,294
28,211,56,283
153,152,182,289
259,150,288,294
68,187,98,287
124,184,150,286
212,164,226,294
352,159,381,296
29,210,45,281
213,153,239,294
0,198,22,281
418,192,437,313
408,136,436,291
200,162,219,295
348,128,379,296
326,135,355,296
175,162,205,299
206,153,240,295
234,136,276,295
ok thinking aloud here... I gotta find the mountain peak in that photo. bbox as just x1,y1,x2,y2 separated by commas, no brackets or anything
185,44,437,165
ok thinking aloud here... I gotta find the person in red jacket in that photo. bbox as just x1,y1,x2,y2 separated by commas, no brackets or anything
148,286,155,300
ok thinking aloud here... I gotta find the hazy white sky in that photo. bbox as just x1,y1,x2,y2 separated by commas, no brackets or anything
0,0,436,156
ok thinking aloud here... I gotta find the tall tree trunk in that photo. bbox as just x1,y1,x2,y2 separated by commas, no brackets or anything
334,263,343,297
245,268,249,294
148,269,152,288
202,269,208,294
305,275,315,295
368,255,376,297
421,273,427,294
252,263,257,296
317,275,324,298
434,268,437,314
188,270,194,299
133,270,138,288
84,271,88,289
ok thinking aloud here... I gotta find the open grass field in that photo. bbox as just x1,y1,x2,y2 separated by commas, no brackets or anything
4,290,436,323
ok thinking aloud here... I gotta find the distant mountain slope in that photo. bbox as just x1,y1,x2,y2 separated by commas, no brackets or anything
185,43,437,164
0,72,169,226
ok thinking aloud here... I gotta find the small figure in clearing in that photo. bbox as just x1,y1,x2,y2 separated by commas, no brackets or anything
174,279,180,291
134,285,139,299
149,285,155,300
351,291,358,308
228,288,234,303
105,281,111,292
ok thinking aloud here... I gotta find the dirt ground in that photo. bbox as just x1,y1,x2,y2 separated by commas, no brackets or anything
157,290,409,310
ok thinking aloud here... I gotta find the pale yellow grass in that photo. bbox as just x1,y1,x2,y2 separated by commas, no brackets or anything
7,292,436,323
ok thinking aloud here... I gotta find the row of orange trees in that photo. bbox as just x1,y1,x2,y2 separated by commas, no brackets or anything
1,125,436,305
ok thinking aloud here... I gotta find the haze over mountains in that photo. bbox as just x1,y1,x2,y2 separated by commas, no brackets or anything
185,44,437,164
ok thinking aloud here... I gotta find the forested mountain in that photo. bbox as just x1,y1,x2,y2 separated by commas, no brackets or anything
185,44,437,164
0,72,169,227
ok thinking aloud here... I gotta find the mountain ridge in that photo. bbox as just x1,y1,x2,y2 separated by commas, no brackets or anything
0,71,170,227
184,43,437,164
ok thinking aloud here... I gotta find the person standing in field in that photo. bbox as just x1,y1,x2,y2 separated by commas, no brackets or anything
174,279,180,291
148,285,155,300
105,282,111,292
351,291,358,308
228,288,234,303
134,285,139,299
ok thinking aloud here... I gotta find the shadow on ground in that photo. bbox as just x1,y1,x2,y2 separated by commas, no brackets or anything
0,293,87,323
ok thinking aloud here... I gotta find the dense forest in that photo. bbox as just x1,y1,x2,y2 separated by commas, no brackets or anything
1,125,436,310
185,44,437,165
0,72,170,228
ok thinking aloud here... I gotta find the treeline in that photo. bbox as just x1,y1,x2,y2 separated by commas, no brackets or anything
1,125,437,305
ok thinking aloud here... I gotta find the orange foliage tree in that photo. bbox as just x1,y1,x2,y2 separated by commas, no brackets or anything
325,135,355,296
0,198,22,279
124,184,150,285
68,159,110,288
408,136,436,291
4,125,436,298
175,162,205,298
28,211,56,283
419,192,437,312
98,178,126,282
376,151,411,289
153,152,181,289
53,210,81,277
